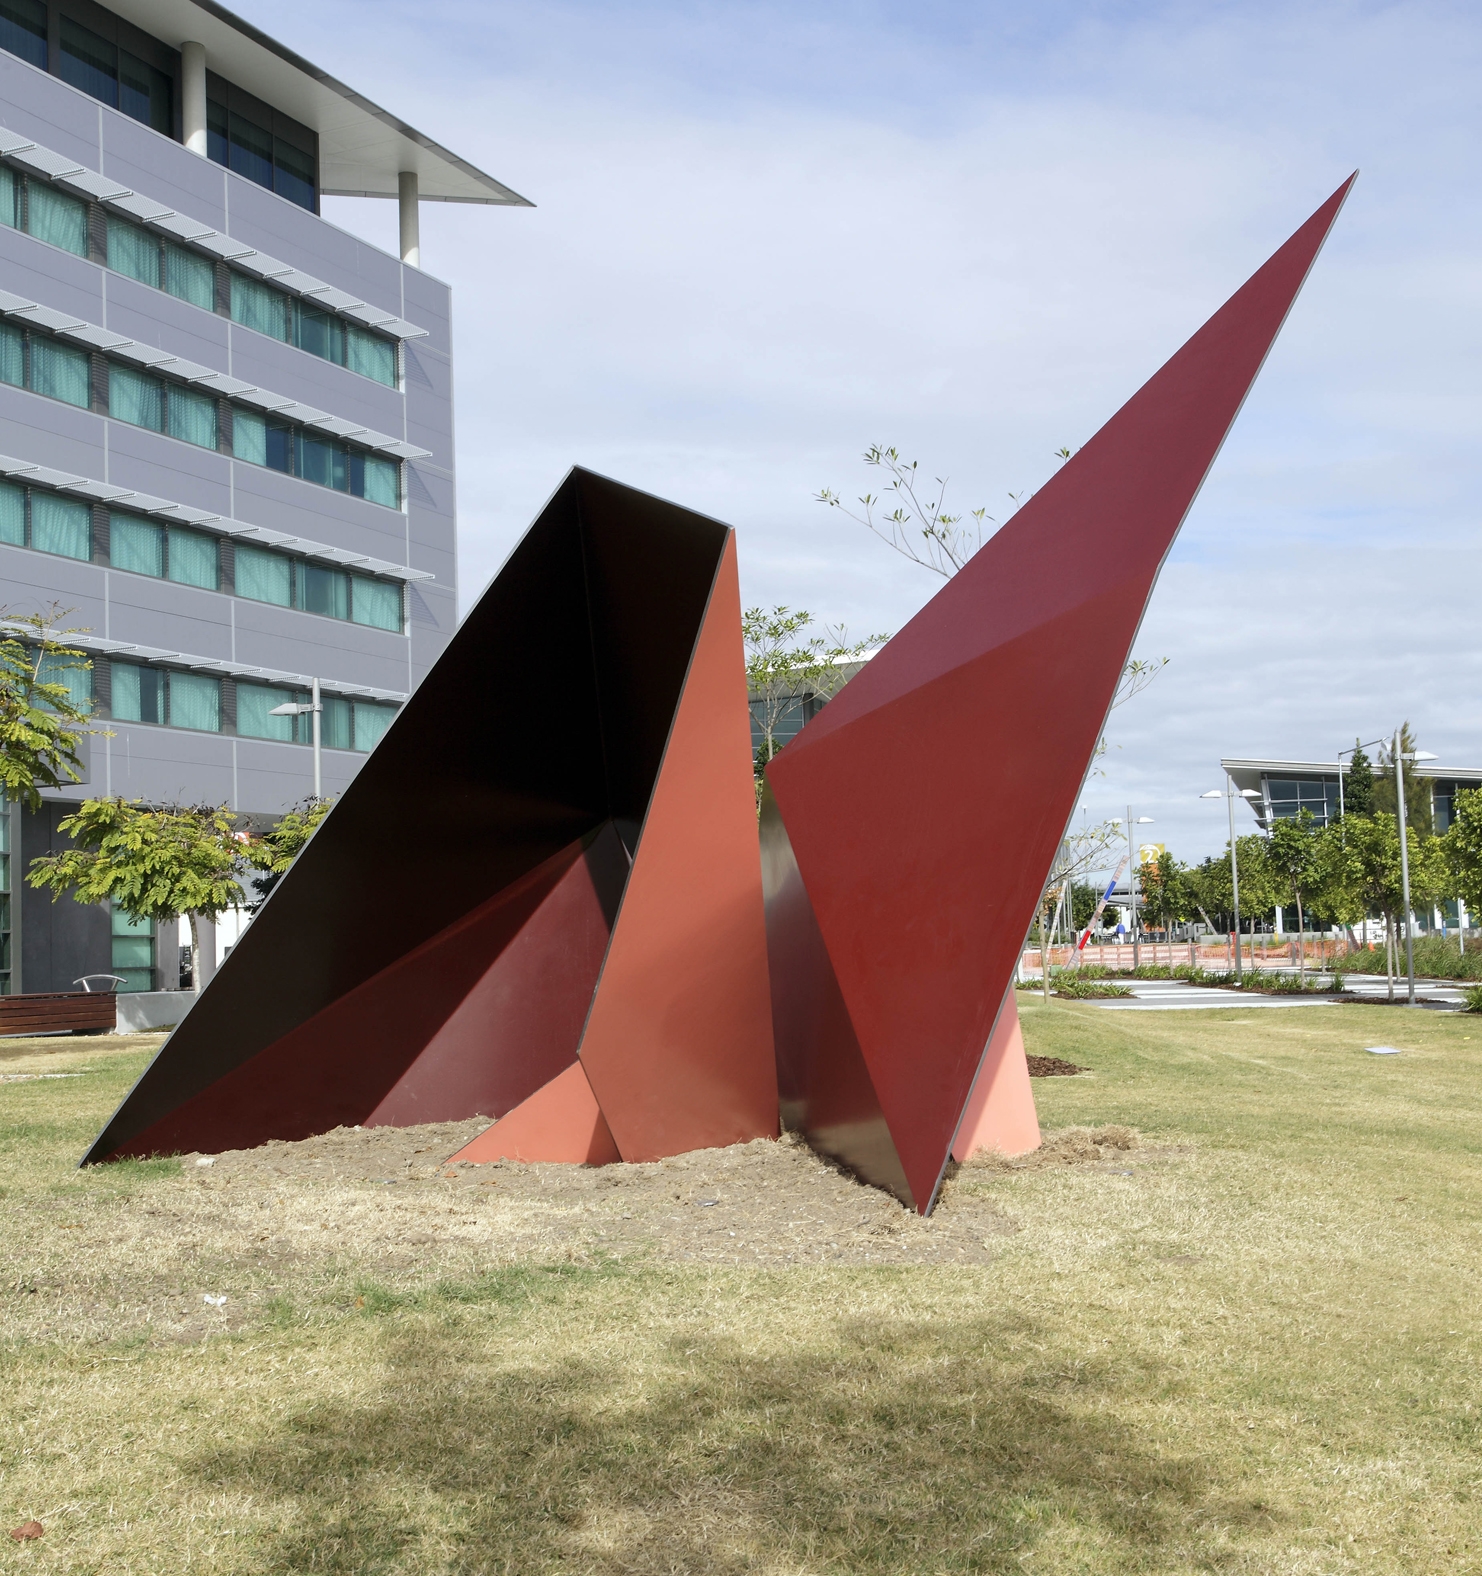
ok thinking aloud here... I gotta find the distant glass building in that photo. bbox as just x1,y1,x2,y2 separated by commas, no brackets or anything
0,0,530,995
1220,758,1482,833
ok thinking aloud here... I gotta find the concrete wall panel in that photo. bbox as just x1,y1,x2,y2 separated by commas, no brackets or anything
103,273,230,368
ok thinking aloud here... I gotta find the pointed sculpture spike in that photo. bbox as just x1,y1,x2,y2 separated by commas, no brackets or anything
766,177,1355,1212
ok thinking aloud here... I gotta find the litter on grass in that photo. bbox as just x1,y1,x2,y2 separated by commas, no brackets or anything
202,1294,227,1306
1366,1046,1404,1055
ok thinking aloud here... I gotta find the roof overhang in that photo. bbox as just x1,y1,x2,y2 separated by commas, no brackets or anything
104,0,533,206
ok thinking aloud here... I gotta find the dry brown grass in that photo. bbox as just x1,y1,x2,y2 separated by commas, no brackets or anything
3,1001,1482,1573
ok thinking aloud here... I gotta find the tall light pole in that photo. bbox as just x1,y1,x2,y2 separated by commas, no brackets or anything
1125,807,1154,968
1202,779,1260,981
1392,733,1439,1007
270,676,323,800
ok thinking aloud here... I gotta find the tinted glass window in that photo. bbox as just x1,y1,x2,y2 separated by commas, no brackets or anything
206,98,228,166
164,243,214,309
274,139,315,211
119,50,171,135
30,338,89,406
234,544,293,607
346,327,396,387
110,511,164,577
27,183,87,255
59,17,117,107
108,217,159,286
230,274,289,340
167,526,218,590
0,0,46,69
228,110,273,189
294,302,343,363
300,563,349,619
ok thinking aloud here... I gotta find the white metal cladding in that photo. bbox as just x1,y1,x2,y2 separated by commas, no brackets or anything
0,285,431,461
0,124,429,339
101,0,532,206
0,451,435,583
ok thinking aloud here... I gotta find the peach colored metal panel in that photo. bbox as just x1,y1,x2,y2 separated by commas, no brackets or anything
951,990,1040,1162
579,533,779,1161
449,1061,619,1166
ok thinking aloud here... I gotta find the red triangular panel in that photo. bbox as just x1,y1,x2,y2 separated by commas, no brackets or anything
767,178,1354,1211
449,1061,620,1166
579,532,779,1161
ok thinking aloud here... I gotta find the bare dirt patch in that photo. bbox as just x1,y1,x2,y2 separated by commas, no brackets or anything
1027,1054,1088,1077
181,1123,1024,1271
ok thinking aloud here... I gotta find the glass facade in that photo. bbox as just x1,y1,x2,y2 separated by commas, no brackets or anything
58,16,171,135
234,681,396,754
231,408,402,508
207,96,316,212
1264,776,1340,827
0,479,90,561
109,512,220,590
234,543,404,632
0,0,46,70
112,662,220,732
229,273,398,387
110,901,154,993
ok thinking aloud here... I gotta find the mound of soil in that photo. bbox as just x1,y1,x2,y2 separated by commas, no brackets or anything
1027,1055,1087,1077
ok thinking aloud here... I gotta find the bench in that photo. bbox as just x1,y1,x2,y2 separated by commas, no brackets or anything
0,991,117,1036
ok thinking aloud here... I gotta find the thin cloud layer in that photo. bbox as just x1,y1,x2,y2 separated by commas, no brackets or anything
233,0,1479,860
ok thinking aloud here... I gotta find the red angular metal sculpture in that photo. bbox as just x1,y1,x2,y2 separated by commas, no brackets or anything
83,469,776,1166
763,177,1355,1213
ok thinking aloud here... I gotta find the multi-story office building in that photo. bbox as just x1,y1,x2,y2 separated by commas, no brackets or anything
0,0,528,995
1220,758,1482,833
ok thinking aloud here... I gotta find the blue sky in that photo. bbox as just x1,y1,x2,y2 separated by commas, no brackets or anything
242,0,1480,863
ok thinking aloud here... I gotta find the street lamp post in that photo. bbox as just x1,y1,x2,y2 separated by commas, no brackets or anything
1202,779,1260,982
1392,735,1439,1008
1125,807,1154,968
270,676,323,800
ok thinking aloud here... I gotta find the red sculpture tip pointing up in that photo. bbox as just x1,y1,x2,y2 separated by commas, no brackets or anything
763,176,1355,1213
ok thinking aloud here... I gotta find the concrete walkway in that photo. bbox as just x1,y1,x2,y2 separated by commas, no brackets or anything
1089,973,1469,1012
1093,980,1337,1011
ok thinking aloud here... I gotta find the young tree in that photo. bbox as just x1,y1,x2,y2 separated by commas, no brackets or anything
1374,724,1432,835
1138,851,1191,935
1446,787,1482,921
1267,810,1322,977
27,799,245,993
1332,811,1446,999
1343,739,1375,817
0,607,102,810
241,797,334,909
743,606,886,800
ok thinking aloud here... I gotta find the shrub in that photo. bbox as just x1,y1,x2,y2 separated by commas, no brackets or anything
1463,984,1482,1014
1053,977,1133,999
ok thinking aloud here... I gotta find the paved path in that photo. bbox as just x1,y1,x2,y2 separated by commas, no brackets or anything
1094,980,1336,1011
1090,974,1469,1012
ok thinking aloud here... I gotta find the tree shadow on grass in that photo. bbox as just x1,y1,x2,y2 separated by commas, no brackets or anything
188,1268,1269,1575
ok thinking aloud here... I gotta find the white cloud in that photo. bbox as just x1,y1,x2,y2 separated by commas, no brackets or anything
238,0,1481,861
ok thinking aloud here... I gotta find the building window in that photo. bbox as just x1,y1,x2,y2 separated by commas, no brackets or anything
109,511,220,590
0,479,90,560
111,662,221,733
229,272,398,387
206,95,316,212
5,159,396,386
1264,777,1340,827
107,365,219,450
58,16,171,135
110,900,154,993
233,542,405,632
36,649,93,713
237,681,397,753
106,216,215,310
0,319,88,407
232,409,402,508
0,0,46,70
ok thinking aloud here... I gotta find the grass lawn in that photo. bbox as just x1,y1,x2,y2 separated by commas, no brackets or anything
3,1003,1481,1574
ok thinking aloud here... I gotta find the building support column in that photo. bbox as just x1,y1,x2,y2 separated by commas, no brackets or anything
399,170,420,267
182,41,207,156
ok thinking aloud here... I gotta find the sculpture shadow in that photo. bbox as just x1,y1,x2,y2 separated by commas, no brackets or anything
186,1269,1272,1573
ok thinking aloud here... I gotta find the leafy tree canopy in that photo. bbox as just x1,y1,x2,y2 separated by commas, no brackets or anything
1343,739,1375,817
0,607,102,812
27,799,243,925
